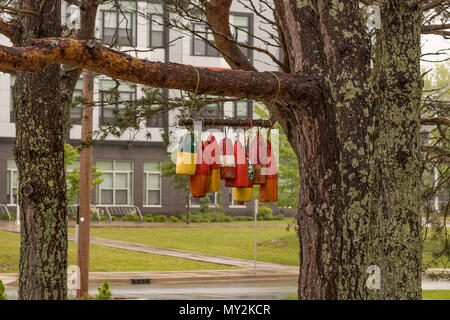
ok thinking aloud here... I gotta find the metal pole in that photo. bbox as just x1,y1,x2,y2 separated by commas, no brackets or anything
254,199,258,275
77,70,94,298
15,202,20,226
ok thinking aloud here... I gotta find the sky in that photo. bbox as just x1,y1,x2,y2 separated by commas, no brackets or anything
421,34,450,70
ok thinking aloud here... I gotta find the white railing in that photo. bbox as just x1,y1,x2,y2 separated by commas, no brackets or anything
0,204,11,221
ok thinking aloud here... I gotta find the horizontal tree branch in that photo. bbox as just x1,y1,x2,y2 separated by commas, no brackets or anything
422,0,449,11
0,38,319,103
0,5,40,16
421,116,450,126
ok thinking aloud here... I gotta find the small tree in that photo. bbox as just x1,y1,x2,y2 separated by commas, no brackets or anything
0,280,7,300
160,159,191,224
95,280,113,300
65,144,103,205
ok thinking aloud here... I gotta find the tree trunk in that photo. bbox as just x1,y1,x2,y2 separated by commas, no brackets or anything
14,0,67,300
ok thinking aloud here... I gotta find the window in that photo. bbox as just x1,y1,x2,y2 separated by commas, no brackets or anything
100,80,137,126
145,87,166,127
143,162,161,206
100,1,137,47
192,23,220,57
10,75,15,123
7,159,18,205
96,160,133,205
148,2,164,48
194,100,223,120
230,14,252,59
69,80,84,124
233,100,252,119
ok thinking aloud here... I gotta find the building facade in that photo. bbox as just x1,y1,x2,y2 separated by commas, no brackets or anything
0,1,283,218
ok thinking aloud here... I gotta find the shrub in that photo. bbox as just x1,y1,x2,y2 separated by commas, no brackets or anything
170,216,178,223
95,280,113,300
143,214,153,222
154,215,167,223
0,280,7,300
199,196,211,213
224,216,233,222
178,214,187,222
191,217,201,223
111,216,117,221
258,207,273,221
0,212,10,221
274,214,285,221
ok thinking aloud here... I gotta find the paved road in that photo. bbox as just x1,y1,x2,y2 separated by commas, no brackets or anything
5,280,299,300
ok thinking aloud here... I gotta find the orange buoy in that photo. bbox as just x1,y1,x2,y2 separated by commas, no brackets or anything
225,141,248,188
259,140,278,202
249,133,267,185
220,137,236,179
189,141,211,198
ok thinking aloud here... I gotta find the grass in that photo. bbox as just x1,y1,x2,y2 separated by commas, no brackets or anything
0,230,237,273
77,225,300,266
282,291,450,300
78,225,448,268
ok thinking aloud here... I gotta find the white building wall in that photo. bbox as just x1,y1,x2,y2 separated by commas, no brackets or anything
0,1,277,143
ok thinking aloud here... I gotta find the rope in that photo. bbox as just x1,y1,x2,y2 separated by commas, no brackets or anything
190,65,201,109
265,71,281,101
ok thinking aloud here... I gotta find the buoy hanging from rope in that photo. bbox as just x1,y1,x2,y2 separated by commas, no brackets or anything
220,137,236,180
189,141,211,198
205,136,221,193
176,132,197,176
259,140,278,203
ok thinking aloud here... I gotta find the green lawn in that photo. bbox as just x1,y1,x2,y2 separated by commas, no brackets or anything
77,225,300,266
283,290,450,300
79,225,447,268
0,230,237,273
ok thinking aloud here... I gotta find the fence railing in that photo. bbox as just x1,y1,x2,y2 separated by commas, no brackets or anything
67,204,143,222
0,204,11,221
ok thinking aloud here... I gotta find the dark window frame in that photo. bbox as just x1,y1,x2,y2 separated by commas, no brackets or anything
233,100,253,120
100,87,138,126
146,88,168,128
191,23,221,57
69,88,83,125
100,6,137,47
147,0,167,48
229,11,254,61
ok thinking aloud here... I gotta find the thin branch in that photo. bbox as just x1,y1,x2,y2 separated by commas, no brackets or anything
0,5,40,17
422,0,449,11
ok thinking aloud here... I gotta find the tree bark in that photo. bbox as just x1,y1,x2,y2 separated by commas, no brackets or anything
14,0,67,300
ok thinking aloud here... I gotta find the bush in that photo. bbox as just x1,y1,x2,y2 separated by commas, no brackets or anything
111,216,117,221
95,280,113,300
170,216,178,223
224,216,233,222
258,207,273,221
274,214,285,221
0,280,7,300
232,215,253,221
199,196,211,213
154,215,167,223
191,217,201,223
178,213,187,222
143,214,153,223
0,212,10,221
